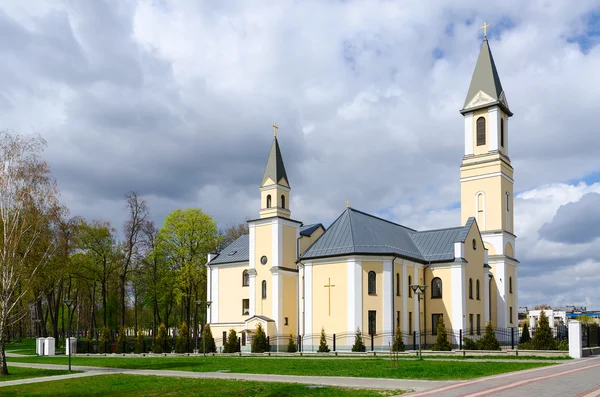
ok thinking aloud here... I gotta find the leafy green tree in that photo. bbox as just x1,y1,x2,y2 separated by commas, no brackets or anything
175,322,190,353
223,329,240,353
287,334,297,353
352,328,366,352
531,311,557,350
153,323,168,353
318,327,330,353
432,317,453,351
251,323,268,353
134,329,145,354
199,324,216,353
520,321,531,344
392,326,405,352
116,326,127,353
477,321,501,351
99,326,111,353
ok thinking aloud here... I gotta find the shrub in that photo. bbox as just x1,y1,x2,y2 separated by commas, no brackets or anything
392,326,405,352
251,323,268,353
153,323,167,353
477,321,501,350
463,337,478,350
199,324,216,353
223,329,240,353
520,322,531,344
134,329,144,354
175,322,191,353
351,328,366,352
432,317,453,351
531,311,558,350
558,338,569,351
116,327,127,353
287,334,297,353
98,326,111,353
317,327,330,353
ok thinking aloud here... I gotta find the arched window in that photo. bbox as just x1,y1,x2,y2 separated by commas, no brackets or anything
408,275,412,298
396,273,400,296
368,271,376,295
242,270,249,287
431,277,442,298
281,194,285,209
476,192,485,229
476,279,480,300
469,278,473,299
266,195,272,208
500,118,504,148
509,277,513,294
476,117,486,146
262,280,267,299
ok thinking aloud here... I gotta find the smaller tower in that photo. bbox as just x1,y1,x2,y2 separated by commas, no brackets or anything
260,123,291,219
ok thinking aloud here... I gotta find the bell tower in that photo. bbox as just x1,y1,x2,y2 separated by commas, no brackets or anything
259,123,291,219
459,25,519,328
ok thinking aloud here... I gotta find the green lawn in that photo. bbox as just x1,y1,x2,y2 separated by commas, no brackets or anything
7,356,553,380
0,374,407,396
5,339,65,356
0,366,74,382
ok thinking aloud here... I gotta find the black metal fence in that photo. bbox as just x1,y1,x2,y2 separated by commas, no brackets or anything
582,324,599,348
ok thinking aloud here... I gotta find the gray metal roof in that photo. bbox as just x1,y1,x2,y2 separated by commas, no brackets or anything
300,223,324,237
300,208,475,263
209,234,249,264
261,137,289,187
461,39,512,116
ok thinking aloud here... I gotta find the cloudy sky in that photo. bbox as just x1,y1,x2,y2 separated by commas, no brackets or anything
1,1,599,309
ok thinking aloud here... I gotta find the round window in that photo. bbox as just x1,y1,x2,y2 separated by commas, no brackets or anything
472,239,476,250
260,255,268,265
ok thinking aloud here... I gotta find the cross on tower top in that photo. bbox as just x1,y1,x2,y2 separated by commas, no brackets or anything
480,21,491,39
273,122,278,138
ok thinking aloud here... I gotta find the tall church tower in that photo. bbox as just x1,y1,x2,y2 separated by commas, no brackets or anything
460,32,519,328
259,123,291,219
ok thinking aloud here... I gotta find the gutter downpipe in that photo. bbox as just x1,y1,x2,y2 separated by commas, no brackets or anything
391,257,396,338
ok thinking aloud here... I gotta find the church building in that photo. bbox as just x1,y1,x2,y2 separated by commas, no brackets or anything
207,34,519,351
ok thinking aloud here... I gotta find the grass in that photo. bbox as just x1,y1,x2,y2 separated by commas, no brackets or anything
5,338,64,356
0,366,74,382
0,374,407,396
7,356,553,380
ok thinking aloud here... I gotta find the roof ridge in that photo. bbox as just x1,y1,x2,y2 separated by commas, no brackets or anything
346,208,356,249
411,225,466,234
348,207,417,232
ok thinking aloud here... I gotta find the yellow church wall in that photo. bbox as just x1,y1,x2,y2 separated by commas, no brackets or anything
209,325,246,347
282,225,297,269
393,262,403,330
463,225,486,334
362,261,384,339
488,266,498,326
311,261,348,337
281,273,298,336
461,174,505,231
425,267,452,329
299,227,324,255
254,224,272,318
259,186,291,218
484,242,496,256
501,176,514,234
505,243,514,258
506,264,517,326
217,265,250,323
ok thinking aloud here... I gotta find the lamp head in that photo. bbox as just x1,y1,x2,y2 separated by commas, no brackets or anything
207,301,212,308
410,284,419,294
64,299,73,307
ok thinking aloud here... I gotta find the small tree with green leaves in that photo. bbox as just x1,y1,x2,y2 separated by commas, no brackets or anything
432,317,453,351
200,324,216,353
531,311,557,350
116,327,127,353
392,326,405,352
85,330,93,353
251,323,268,353
520,321,531,344
287,334,297,353
99,326,111,354
318,327,330,353
175,322,190,353
477,321,501,350
153,323,167,353
134,329,144,354
351,328,366,352
223,329,240,353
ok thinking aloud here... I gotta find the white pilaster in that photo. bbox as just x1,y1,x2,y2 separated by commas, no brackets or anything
272,219,281,268
249,224,256,316
413,266,419,335
383,259,393,346
504,116,509,156
488,106,500,152
347,259,362,346
568,321,582,359
495,261,507,328
451,264,465,335
464,112,474,155
304,263,313,339
210,267,219,323
484,267,490,324
402,262,408,344
272,270,281,336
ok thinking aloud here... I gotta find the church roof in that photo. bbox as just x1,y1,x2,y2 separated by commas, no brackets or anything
299,208,474,263
300,223,325,237
261,137,289,187
461,39,512,116
208,234,249,265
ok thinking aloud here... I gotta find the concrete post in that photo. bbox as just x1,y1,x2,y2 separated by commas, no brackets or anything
568,321,582,359
44,337,56,356
36,338,45,356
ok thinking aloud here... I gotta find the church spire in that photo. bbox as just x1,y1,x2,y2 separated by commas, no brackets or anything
259,123,291,219
461,36,512,116
261,135,289,188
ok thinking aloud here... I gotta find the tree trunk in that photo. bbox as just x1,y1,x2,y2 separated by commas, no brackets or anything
102,281,107,327
119,274,126,329
0,342,7,375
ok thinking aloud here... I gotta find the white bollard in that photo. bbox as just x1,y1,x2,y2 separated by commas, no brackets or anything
568,321,582,359
44,337,56,356
36,338,45,356
65,337,77,355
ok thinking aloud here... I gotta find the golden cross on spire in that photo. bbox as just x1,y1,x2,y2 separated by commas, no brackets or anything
346,200,350,208
273,122,278,138
480,21,491,39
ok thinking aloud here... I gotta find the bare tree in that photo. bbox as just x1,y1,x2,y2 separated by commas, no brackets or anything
119,192,149,329
0,132,60,375
218,220,249,250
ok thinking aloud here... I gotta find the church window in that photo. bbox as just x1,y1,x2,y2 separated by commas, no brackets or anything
368,310,376,335
396,273,400,296
509,277,513,294
242,332,246,346
266,194,272,208
500,118,504,147
506,192,510,212
476,117,486,146
408,276,412,297
510,307,514,324
396,311,401,328
223,331,227,345
476,279,480,300
476,192,485,229
469,314,474,335
431,277,442,299
242,270,249,287
260,256,268,265
476,314,481,335
368,271,376,295
469,278,473,299
285,317,289,326
262,280,267,299
409,312,413,334
281,195,285,209
472,239,477,250
242,299,249,315
432,314,442,335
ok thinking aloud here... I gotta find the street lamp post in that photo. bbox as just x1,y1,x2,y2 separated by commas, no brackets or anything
64,299,74,372
196,300,212,356
410,284,427,359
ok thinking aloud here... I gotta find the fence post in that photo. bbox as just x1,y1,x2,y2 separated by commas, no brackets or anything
333,334,336,352
459,329,463,350
371,334,374,352
587,325,591,348
511,327,515,350
267,336,270,352
413,331,416,351
297,335,301,353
